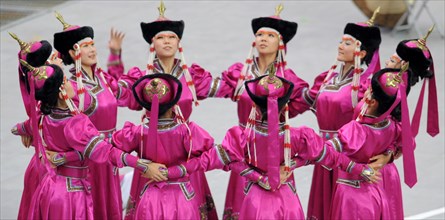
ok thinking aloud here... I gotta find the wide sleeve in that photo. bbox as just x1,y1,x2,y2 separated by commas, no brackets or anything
334,121,368,157
116,67,145,110
167,126,245,179
292,126,365,175
11,119,32,136
188,63,213,100
183,122,215,156
284,69,310,118
64,114,141,170
302,70,329,108
210,62,244,99
106,51,125,80
111,121,141,153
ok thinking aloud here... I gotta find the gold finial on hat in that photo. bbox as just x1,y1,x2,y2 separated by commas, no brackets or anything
275,3,284,17
158,0,166,18
366,6,380,26
9,32,31,53
386,62,409,88
267,64,276,79
400,61,409,75
145,78,169,99
259,64,283,90
19,59,48,80
417,25,435,49
55,11,71,30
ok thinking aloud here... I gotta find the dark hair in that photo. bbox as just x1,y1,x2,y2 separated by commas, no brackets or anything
360,44,374,65
408,66,433,87
60,52,74,65
371,68,412,122
35,64,64,115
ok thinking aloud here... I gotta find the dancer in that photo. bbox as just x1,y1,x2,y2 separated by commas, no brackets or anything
9,33,82,220
330,65,414,219
170,72,379,219
206,4,309,218
122,2,216,218
368,26,439,219
11,61,151,219
303,8,382,219
52,12,139,219
112,73,216,219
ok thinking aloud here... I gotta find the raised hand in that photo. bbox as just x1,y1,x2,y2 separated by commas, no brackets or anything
108,28,125,54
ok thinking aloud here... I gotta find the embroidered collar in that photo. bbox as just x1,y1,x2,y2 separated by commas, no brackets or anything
49,108,73,120
153,58,183,78
144,118,179,131
253,120,286,135
362,115,391,128
69,67,98,86
251,58,277,78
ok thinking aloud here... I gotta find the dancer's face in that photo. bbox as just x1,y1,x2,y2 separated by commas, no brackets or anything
69,38,97,67
337,35,357,62
385,54,402,68
152,33,179,59
255,30,279,56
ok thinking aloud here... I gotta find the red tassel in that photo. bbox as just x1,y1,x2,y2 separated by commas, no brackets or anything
186,80,194,86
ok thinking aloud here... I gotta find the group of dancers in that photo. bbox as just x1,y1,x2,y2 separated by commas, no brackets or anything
10,1,439,219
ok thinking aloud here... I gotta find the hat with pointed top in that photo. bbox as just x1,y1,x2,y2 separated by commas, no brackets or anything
140,0,184,44
251,3,297,44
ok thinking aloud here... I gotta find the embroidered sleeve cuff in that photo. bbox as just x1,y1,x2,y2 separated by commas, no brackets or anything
136,159,152,173
122,153,139,168
51,153,67,166
240,167,262,183
360,165,376,182
257,176,271,190
207,77,221,98
167,165,187,179
302,88,314,106
64,151,84,163
11,122,28,136
384,148,395,164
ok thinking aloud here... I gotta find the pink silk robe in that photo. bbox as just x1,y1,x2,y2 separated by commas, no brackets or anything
381,120,404,220
208,60,309,219
111,120,214,219
303,65,374,220
328,119,401,219
122,58,217,219
12,111,137,220
67,53,139,220
185,124,366,219
14,54,81,220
